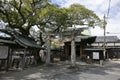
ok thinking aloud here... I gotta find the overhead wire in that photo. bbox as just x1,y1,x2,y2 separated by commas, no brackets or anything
106,0,111,20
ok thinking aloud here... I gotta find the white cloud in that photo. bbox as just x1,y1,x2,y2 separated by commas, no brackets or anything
90,27,104,36
107,12,120,33
110,0,120,7
51,0,120,37
59,0,81,8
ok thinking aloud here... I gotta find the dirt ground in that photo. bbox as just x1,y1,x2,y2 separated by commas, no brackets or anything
0,59,120,80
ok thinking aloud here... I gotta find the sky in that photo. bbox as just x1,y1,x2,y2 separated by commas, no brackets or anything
51,0,120,37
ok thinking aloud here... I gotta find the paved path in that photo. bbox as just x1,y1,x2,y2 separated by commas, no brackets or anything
0,60,120,80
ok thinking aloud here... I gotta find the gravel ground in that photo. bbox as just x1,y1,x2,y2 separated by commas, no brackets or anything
0,60,120,80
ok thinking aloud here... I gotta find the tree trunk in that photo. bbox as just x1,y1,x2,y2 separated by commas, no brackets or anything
46,35,51,65
71,38,76,67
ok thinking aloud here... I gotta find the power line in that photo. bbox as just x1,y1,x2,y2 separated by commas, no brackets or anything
103,0,111,57
107,0,111,19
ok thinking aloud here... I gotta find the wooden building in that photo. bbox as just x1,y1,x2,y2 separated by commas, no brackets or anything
0,38,16,71
82,36,120,63
63,36,96,60
63,36,120,63
0,31,41,71
91,36,120,48
91,36,120,59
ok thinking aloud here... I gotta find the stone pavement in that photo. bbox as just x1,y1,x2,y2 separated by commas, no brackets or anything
0,60,120,80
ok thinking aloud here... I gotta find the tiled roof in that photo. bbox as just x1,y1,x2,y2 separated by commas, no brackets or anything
74,36,96,45
13,31,41,48
95,36,119,43
0,29,42,48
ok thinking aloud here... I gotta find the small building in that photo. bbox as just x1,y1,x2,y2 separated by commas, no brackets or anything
0,31,41,71
84,48,104,64
91,36,120,59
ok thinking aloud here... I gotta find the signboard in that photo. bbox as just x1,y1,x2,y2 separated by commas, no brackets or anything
0,46,9,59
93,52,99,59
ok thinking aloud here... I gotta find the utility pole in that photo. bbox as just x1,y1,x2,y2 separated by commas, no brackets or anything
100,15,107,65
103,14,107,60
101,0,111,64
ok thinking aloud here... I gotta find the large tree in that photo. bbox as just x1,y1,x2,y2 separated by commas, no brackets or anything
0,0,54,65
0,0,68,64
37,4,68,64
0,0,49,36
